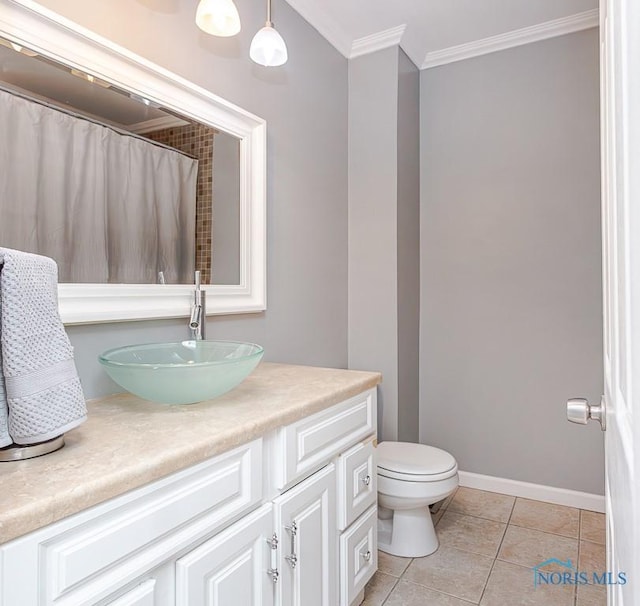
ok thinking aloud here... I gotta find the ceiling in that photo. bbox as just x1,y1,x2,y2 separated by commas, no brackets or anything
284,0,599,68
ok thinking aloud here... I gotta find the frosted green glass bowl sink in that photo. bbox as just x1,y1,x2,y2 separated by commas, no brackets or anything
99,340,264,404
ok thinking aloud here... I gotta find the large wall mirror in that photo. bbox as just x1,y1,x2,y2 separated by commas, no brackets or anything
0,0,266,323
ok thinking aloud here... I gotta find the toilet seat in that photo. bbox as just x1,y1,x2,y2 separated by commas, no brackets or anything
377,441,457,482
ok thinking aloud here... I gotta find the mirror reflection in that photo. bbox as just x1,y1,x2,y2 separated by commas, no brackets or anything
0,37,240,285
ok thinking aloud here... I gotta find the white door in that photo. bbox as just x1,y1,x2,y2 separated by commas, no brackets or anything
274,464,337,606
175,504,275,606
600,0,639,603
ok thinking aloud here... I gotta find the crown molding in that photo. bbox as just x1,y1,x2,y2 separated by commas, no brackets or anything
350,24,407,59
421,9,599,69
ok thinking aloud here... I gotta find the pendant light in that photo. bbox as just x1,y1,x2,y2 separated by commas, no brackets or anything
250,0,288,67
195,0,241,37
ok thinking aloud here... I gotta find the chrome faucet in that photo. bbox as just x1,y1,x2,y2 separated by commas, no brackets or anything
189,270,206,340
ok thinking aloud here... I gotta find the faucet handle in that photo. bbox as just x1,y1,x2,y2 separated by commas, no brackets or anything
194,270,201,289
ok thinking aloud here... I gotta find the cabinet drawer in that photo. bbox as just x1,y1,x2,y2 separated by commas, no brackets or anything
339,506,377,606
37,440,262,606
337,439,377,531
280,389,376,487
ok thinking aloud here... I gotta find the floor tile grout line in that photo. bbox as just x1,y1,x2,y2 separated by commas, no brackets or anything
441,509,509,529
475,557,586,574
501,522,582,559
393,577,480,605
408,540,500,562
477,557,498,605
477,509,512,605
379,574,401,606
446,508,514,525
505,494,517,525
579,508,583,542
508,520,580,540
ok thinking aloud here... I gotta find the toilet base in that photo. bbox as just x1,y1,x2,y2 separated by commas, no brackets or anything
378,506,439,558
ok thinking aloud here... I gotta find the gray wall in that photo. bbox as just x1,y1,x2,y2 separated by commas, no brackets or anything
36,0,349,398
396,50,420,443
419,30,605,494
348,47,399,440
348,47,420,442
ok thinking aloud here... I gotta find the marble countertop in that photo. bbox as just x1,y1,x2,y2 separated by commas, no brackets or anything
0,362,381,545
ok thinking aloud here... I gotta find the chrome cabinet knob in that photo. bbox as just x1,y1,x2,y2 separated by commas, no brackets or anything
361,550,372,562
567,397,606,431
362,474,371,486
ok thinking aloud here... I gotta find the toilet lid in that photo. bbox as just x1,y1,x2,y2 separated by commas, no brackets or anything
377,441,457,476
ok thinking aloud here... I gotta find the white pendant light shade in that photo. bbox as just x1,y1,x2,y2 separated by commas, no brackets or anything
195,0,241,37
250,24,288,66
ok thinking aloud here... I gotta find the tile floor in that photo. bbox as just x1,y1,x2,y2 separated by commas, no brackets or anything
364,487,606,606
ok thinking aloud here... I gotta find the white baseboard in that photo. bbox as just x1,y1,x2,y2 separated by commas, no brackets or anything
458,471,605,513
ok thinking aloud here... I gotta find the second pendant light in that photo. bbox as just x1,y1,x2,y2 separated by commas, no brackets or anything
250,0,288,67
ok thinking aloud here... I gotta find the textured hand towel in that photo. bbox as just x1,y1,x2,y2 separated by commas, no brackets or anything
0,248,87,445
0,347,10,447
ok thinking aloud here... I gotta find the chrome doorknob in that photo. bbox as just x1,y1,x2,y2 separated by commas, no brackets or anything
567,397,606,431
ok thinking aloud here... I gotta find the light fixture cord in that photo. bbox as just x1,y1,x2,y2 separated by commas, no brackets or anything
266,0,272,26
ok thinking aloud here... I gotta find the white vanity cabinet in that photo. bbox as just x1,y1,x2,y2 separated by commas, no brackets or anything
0,388,377,606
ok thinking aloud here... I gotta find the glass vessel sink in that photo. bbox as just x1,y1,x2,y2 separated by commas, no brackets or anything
99,340,264,404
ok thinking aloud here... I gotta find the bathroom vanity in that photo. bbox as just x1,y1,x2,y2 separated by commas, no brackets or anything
0,363,380,606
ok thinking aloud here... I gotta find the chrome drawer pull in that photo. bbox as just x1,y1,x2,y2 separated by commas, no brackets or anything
361,550,372,562
285,521,298,569
361,474,371,486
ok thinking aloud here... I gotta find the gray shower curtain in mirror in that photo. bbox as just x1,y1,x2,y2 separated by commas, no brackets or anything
0,88,198,283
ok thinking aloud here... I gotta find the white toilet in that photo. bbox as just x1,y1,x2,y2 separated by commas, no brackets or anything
377,441,458,558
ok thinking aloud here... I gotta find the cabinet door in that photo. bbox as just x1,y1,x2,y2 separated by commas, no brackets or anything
175,504,275,606
274,464,337,606
105,580,156,606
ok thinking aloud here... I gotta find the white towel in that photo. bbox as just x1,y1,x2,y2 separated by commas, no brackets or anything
0,248,87,445
0,355,10,447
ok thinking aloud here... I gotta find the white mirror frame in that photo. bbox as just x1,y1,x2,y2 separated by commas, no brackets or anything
0,0,266,324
